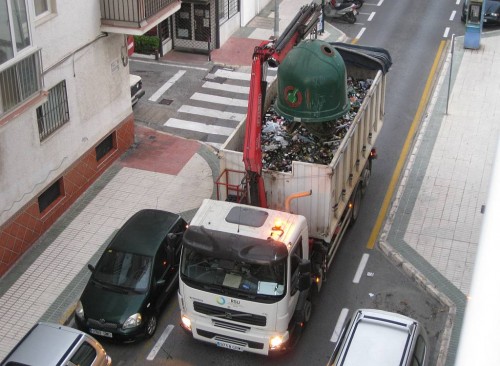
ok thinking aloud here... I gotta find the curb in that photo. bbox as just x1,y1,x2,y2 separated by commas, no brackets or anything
378,238,455,366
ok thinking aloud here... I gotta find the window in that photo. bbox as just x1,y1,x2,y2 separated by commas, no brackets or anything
38,178,63,213
0,0,31,65
218,0,238,25
95,133,115,162
37,80,69,140
411,334,427,366
69,342,96,366
34,0,49,16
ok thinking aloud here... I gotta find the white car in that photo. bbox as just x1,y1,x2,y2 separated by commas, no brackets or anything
130,74,145,106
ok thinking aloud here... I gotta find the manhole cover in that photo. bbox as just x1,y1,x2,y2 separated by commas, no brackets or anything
160,99,173,105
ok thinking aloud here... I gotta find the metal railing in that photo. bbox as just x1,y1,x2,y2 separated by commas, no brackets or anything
0,49,43,118
100,0,177,25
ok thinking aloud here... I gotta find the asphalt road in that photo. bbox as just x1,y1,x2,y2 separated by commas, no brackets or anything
104,0,474,364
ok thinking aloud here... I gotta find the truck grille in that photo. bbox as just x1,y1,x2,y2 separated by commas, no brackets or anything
193,301,267,327
213,319,251,332
197,329,264,350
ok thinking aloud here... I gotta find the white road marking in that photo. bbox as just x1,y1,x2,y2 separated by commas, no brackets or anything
368,11,376,21
355,27,366,41
202,81,249,95
377,0,384,6
353,253,369,283
146,324,174,361
331,308,349,342
456,0,460,4
130,58,209,71
214,69,275,83
450,10,456,21
191,92,247,108
149,70,186,102
443,27,450,38
164,118,235,136
178,105,245,121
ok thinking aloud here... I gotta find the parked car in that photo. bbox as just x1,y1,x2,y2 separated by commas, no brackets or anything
130,74,145,106
462,0,500,25
1,322,111,366
75,209,187,341
327,308,428,366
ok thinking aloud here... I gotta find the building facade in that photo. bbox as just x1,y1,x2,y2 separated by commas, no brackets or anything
0,0,180,276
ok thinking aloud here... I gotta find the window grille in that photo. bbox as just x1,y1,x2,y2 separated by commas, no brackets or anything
37,80,70,141
218,0,238,25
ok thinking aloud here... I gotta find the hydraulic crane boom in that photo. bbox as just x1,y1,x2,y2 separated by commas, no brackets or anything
242,2,322,208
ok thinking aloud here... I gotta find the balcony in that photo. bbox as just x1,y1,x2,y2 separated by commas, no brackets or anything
100,0,181,35
0,49,45,121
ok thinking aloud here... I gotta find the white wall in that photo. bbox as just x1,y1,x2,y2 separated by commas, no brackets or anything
0,1,132,226
240,0,273,26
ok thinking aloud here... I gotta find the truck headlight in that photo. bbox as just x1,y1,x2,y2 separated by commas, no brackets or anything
75,301,84,319
123,313,142,329
269,331,289,350
181,315,192,331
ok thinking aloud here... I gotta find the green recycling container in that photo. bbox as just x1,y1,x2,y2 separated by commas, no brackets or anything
275,39,349,123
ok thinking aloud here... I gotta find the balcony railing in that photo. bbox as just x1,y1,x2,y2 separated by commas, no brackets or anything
100,0,180,33
0,49,43,118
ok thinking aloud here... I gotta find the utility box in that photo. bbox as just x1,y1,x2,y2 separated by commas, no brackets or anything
464,0,484,49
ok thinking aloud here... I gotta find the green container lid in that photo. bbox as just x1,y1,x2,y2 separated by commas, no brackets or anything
275,39,349,123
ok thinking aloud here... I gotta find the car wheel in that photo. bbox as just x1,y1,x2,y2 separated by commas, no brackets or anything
145,314,158,338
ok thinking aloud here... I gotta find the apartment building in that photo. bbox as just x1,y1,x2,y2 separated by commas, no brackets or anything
0,0,180,276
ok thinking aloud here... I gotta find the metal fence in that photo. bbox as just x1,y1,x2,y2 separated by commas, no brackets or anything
0,49,43,118
100,0,178,24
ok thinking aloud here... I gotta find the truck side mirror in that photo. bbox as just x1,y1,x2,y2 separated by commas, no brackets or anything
298,273,311,291
299,260,311,274
87,264,95,273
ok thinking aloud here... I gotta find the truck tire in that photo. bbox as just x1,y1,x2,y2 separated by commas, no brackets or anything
350,187,362,225
360,166,371,196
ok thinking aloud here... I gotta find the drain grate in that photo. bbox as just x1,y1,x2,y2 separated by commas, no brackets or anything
160,99,173,105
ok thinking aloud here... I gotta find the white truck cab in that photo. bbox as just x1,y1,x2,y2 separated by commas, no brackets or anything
178,199,313,355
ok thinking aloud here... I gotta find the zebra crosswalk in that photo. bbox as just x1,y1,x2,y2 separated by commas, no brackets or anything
163,66,276,149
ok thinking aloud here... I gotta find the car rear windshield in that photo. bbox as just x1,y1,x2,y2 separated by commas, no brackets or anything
94,249,152,292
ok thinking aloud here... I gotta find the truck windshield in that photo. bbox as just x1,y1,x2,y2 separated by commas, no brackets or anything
180,246,286,298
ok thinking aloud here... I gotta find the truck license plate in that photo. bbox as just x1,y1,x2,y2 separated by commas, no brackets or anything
216,341,243,351
89,328,113,338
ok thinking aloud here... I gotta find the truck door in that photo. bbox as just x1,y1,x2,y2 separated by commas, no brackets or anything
288,241,303,315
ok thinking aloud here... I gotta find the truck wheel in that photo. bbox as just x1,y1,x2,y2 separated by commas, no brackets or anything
360,167,371,196
350,187,362,225
303,300,312,323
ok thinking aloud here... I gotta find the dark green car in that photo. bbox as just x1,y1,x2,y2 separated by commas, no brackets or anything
75,209,186,341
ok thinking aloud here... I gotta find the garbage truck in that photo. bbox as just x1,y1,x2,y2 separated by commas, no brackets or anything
177,2,391,355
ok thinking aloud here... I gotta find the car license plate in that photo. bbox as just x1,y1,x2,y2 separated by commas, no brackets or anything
89,328,113,338
216,341,243,351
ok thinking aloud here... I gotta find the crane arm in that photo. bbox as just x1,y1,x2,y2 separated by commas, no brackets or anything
242,2,322,208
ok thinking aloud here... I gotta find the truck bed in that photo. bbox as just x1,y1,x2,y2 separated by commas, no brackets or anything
218,44,390,243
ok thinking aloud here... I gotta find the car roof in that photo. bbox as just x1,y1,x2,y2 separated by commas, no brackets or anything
109,209,183,256
339,309,418,366
2,322,83,365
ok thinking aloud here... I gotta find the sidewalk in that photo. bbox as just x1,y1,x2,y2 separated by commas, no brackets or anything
380,32,500,366
1,1,499,364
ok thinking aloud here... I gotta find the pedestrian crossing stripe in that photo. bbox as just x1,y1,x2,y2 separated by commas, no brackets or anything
164,118,235,136
202,81,249,95
191,92,247,108
178,105,246,121
213,69,276,83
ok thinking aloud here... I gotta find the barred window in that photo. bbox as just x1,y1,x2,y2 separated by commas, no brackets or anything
37,80,70,141
218,0,238,25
